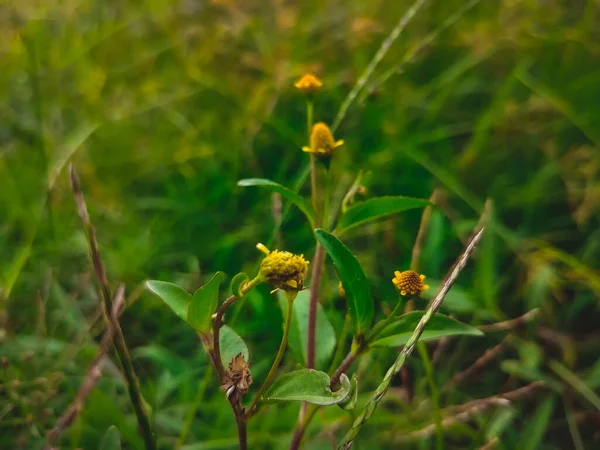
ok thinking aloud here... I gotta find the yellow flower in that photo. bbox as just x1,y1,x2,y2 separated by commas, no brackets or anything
257,243,309,292
392,270,429,297
220,353,252,399
338,281,346,298
294,73,323,95
302,122,344,157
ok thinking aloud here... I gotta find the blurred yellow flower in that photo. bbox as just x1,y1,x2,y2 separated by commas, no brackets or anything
294,73,323,95
392,270,429,297
302,122,344,157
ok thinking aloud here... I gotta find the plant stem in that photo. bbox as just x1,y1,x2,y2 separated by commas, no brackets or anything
306,244,325,369
247,294,295,417
337,227,484,449
70,166,156,450
213,276,260,377
330,349,359,388
235,410,248,450
417,341,443,450
289,404,318,450
307,100,318,216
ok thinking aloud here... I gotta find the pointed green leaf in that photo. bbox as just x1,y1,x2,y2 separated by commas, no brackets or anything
238,178,315,226
230,272,249,297
315,229,374,335
188,272,225,332
278,289,336,370
146,280,191,321
264,369,351,405
370,311,483,347
220,325,249,367
336,196,431,234
99,425,121,450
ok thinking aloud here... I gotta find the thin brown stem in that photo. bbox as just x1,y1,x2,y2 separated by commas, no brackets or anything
70,165,156,450
330,351,358,387
306,243,326,369
478,308,540,332
289,404,318,450
444,336,510,389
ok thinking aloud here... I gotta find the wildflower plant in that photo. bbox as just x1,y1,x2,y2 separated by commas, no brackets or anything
144,73,486,449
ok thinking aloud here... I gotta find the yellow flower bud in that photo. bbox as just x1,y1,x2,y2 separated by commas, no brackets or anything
257,243,309,292
294,73,323,95
302,122,344,157
392,270,429,297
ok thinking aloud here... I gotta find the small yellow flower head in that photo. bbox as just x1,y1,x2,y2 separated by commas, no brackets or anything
257,243,309,292
294,73,323,95
302,122,344,157
338,281,346,298
220,353,252,399
392,270,429,297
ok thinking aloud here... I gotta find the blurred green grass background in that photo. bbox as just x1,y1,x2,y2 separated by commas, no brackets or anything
1,0,600,448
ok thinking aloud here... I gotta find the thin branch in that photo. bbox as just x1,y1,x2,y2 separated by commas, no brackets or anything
45,285,125,448
331,0,430,132
478,308,540,332
337,227,485,449
394,381,545,443
444,336,510,388
70,165,156,450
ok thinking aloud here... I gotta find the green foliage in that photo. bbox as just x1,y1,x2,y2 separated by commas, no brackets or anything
145,280,191,321
238,178,316,227
369,311,483,347
263,369,351,405
315,229,374,335
2,0,599,448
99,426,122,450
336,196,431,234
219,325,249,367
278,289,336,371
188,272,224,332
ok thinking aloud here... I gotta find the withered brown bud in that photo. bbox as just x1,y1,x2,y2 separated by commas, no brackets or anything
220,353,252,400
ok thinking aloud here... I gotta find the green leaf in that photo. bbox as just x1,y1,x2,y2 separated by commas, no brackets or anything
237,178,315,226
220,325,249,367
264,369,351,405
517,397,555,450
146,280,191,321
370,311,483,347
278,289,336,370
188,272,225,332
335,196,431,234
99,425,121,450
230,272,249,297
315,229,374,335
339,375,358,410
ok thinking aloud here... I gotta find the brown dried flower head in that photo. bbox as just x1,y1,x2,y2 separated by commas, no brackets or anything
257,243,309,292
302,122,344,157
220,353,252,399
392,270,429,297
294,73,323,95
